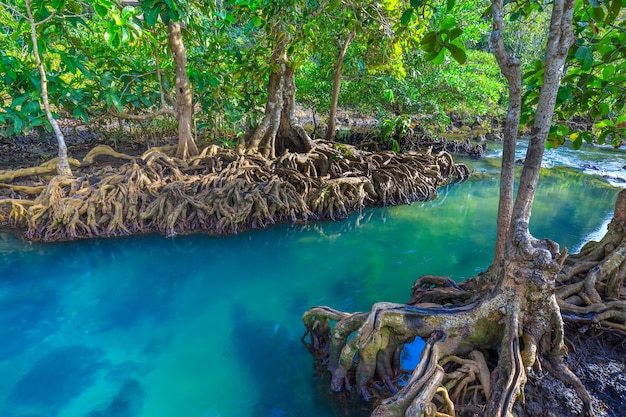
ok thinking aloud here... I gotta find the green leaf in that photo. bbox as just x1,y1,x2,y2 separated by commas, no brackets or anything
329,0,340,12
571,133,583,149
602,65,616,80
110,94,124,113
598,130,610,144
144,6,161,27
73,107,89,124
426,50,446,65
11,95,28,109
446,42,467,64
384,89,394,103
446,0,456,12
594,119,614,129
574,46,594,71
592,6,605,23
599,102,610,116
12,117,23,135
557,86,572,102
401,9,413,26
440,16,457,31
51,0,65,10
580,131,594,144
421,31,438,52
607,0,622,23
447,27,463,41
94,2,110,18
410,0,424,7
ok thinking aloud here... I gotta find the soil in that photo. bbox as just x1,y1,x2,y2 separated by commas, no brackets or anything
518,325,626,417
0,128,624,417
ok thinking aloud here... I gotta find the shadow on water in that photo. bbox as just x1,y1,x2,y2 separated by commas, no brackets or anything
229,304,372,417
7,345,106,414
86,379,145,417
0,289,60,361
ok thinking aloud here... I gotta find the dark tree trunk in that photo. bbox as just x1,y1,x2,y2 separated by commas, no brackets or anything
238,28,314,159
167,22,199,160
326,30,355,142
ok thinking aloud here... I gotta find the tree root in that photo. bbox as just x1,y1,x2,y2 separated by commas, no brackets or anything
302,224,598,417
0,140,467,241
0,157,81,181
557,189,626,333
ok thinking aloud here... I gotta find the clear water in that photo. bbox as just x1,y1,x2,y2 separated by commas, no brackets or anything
0,145,622,417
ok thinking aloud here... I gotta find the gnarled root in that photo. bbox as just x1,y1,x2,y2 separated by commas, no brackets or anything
558,189,626,333
303,227,596,417
303,297,503,416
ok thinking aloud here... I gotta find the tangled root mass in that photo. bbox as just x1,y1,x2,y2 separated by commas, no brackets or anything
0,141,468,241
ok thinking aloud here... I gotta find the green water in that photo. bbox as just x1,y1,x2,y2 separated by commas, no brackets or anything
0,154,621,417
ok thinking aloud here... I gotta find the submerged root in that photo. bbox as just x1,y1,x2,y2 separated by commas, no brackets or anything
0,140,467,241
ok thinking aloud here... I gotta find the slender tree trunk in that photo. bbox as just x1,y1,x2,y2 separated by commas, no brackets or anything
490,0,522,266
326,30,355,142
25,0,72,176
511,0,575,227
153,29,166,109
167,21,199,160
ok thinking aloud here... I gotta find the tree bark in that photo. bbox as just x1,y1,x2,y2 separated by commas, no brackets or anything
167,21,199,160
490,0,522,266
511,0,575,226
238,27,314,159
326,30,355,142
25,0,72,177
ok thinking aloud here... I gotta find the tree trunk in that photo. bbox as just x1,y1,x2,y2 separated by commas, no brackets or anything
490,0,521,266
326,30,355,142
237,28,314,159
167,21,199,160
511,0,575,225
26,0,72,177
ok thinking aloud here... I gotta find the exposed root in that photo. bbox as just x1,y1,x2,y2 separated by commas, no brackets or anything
302,221,598,417
81,144,138,167
557,188,626,333
0,157,81,181
0,140,467,241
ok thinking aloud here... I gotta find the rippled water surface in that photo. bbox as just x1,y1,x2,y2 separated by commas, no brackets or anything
0,144,623,417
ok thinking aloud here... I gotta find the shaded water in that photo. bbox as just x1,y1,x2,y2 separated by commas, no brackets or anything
0,145,622,417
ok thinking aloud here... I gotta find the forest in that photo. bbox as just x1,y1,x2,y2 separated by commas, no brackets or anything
0,0,625,417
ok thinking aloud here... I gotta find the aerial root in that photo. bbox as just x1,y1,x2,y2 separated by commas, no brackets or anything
0,141,467,241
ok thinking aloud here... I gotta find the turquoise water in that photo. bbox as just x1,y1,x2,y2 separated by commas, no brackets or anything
0,148,622,417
